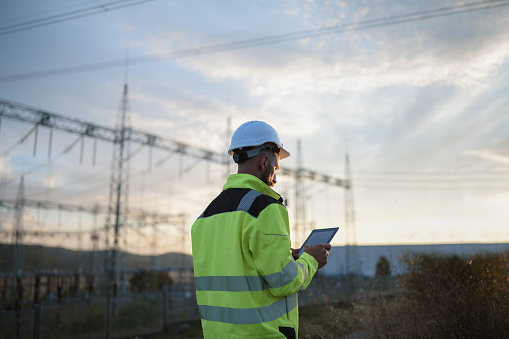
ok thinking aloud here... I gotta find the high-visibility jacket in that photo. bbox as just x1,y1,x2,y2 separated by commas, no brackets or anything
191,173,318,338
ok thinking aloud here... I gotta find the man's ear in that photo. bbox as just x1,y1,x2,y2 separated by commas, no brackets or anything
258,154,269,171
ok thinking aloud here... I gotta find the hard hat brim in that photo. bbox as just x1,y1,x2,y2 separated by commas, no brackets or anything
229,143,290,160
279,147,290,159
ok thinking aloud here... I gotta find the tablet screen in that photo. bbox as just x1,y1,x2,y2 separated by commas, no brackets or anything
298,227,339,256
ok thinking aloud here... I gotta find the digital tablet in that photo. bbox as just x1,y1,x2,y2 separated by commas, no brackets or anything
298,227,339,256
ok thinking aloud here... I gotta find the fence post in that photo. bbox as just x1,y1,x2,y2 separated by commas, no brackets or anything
33,275,41,339
15,276,22,339
0,276,6,308
45,275,51,299
105,284,111,339
162,285,168,332
73,273,80,298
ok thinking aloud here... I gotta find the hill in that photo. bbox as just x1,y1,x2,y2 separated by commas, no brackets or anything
0,243,193,273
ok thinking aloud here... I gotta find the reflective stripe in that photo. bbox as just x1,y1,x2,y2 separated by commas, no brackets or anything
195,260,300,292
296,261,307,290
195,275,267,292
237,190,262,212
263,259,298,289
199,293,298,325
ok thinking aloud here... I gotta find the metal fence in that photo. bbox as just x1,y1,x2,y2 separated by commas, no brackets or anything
0,268,199,339
0,269,379,339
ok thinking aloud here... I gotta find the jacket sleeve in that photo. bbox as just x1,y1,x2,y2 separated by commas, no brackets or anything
248,203,318,297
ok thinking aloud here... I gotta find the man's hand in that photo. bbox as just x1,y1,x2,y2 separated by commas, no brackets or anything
302,243,331,269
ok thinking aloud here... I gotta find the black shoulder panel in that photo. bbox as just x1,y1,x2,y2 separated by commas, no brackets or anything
248,193,282,218
199,188,282,219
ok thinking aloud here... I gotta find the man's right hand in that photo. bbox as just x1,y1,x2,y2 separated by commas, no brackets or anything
302,243,331,269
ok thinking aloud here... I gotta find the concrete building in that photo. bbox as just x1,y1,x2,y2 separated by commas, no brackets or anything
321,243,509,277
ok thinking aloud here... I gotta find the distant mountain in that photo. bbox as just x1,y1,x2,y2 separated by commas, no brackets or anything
0,243,193,273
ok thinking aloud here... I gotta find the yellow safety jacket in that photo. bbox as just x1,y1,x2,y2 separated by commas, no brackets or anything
191,174,318,338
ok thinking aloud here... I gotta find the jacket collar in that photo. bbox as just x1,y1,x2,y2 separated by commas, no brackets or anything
223,174,283,202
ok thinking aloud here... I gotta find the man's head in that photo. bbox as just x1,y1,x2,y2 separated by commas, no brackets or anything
229,121,289,187
237,143,280,187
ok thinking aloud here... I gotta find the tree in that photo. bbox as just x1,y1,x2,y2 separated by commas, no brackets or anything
375,256,391,277
129,270,173,293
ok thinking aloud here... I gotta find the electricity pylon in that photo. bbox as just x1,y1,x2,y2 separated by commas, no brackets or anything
12,176,25,276
11,176,25,339
344,153,360,276
105,83,131,335
294,139,308,246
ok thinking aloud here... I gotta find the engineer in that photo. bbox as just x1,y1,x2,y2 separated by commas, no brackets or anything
191,120,331,339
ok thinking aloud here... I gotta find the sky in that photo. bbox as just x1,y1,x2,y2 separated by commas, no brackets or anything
1,0,509,257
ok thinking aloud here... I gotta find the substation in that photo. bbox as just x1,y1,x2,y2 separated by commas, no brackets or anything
0,89,358,338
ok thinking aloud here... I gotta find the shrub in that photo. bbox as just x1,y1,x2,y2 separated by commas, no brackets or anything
375,256,391,277
396,251,509,338
299,251,509,339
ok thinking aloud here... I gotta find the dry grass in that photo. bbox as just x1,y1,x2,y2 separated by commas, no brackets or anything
299,301,364,339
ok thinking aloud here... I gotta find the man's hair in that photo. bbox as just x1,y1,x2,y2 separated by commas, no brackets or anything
259,147,278,161
232,143,280,164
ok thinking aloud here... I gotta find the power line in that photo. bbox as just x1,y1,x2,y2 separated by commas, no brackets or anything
0,0,158,36
1,0,508,82
353,171,509,180
354,169,509,176
354,178,509,185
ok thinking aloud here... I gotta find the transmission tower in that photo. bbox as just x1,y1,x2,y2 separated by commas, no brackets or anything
225,117,232,179
12,176,25,275
90,204,100,273
105,83,131,326
90,231,99,272
344,153,360,276
11,176,24,339
293,139,308,246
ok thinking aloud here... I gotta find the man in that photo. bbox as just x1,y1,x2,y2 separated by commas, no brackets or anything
191,120,331,338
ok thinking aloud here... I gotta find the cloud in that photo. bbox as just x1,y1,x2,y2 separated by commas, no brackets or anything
463,148,509,165
137,0,509,96
0,156,11,176
177,38,508,95
130,112,176,132
129,87,234,150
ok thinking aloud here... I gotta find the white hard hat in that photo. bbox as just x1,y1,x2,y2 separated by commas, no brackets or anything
228,121,290,160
